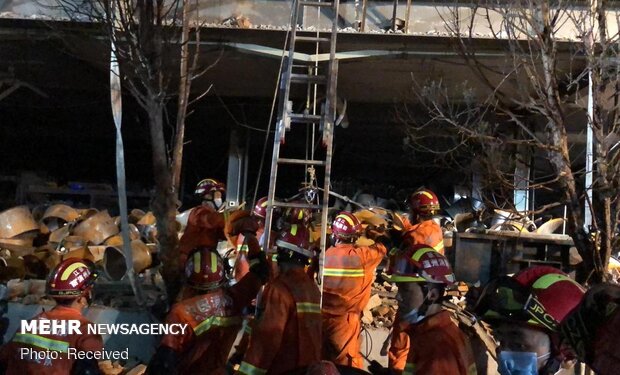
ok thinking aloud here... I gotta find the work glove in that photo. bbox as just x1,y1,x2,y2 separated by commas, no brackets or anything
365,225,387,240
365,225,393,248
559,283,620,375
367,360,389,375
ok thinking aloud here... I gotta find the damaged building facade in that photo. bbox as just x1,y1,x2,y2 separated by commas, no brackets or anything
1,0,620,373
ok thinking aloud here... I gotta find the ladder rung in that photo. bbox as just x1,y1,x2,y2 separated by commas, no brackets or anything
273,201,323,210
289,113,322,123
290,73,326,84
277,158,327,166
295,36,331,43
301,1,334,7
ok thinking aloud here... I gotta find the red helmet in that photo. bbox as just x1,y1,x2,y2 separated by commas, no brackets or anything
275,224,313,258
283,203,312,225
185,247,226,290
332,212,361,241
194,178,226,199
47,258,98,299
253,197,268,219
385,245,455,284
408,189,440,216
476,266,585,332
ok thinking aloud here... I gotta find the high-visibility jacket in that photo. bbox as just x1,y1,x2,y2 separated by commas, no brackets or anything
388,311,411,374
178,207,259,273
402,218,444,254
321,242,387,368
0,305,103,375
233,233,261,282
178,206,226,270
159,272,262,375
389,218,444,372
403,310,477,375
237,267,322,375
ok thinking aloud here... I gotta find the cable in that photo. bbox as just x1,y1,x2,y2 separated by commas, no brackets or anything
251,3,295,208
212,88,274,133
361,325,374,360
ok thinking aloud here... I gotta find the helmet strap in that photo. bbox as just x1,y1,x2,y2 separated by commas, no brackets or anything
538,354,562,375
84,289,93,306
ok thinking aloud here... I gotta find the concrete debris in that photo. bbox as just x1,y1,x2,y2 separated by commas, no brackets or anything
99,360,124,375
365,293,382,311
125,364,147,375
363,282,398,329
221,15,252,29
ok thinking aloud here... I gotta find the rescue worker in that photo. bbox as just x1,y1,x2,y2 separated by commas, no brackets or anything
560,282,620,375
178,178,228,270
322,212,388,368
178,178,258,282
146,246,268,375
0,258,103,375
252,197,274,250
388,188,444,373
474,266,585,375
402,189,444,254
251,197,278,275
386,245,477,375
237,224,322,375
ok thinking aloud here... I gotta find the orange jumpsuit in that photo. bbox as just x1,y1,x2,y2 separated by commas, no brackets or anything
237,267,322,375
402,218,444,254
233,233,261,282
402,310,477,375
390,218,445,373
321,242,387,368
178,206,226,270
159,272,262,374
0,305,103,375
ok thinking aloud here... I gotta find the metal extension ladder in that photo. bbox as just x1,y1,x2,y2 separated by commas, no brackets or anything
263,0,340,288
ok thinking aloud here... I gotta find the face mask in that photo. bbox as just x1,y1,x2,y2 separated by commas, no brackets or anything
498,351,550,375
213,197,224,210
401,308,424,324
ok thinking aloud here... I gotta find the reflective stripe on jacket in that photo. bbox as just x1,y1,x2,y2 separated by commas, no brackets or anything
238,267,321,375
403,311,477,375
0,306,103,375
402,219,444,254
160,272,262,375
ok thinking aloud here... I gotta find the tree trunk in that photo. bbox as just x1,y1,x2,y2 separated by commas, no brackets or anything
171,0,191,196
147,100,181,299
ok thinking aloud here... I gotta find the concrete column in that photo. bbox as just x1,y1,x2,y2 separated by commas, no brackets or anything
226,129,248,208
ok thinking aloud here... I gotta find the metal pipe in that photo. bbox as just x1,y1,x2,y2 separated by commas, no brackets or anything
405,0,412,34
584,0,597,230
361,0,368,31
392,0,398,32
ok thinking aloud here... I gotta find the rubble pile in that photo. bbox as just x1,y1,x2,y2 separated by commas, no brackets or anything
362,280,470,330
362,282,398,329
0,204,162,305
99,361,146,375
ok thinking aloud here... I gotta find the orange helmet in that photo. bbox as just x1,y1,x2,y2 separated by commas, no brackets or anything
194,178,226,199
332,212,361,241
253,197,268,219
185,247,226,290
408,189,440,217
275,224,313,258
476,266,585,332
47,258,98,299
385,245,455,285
